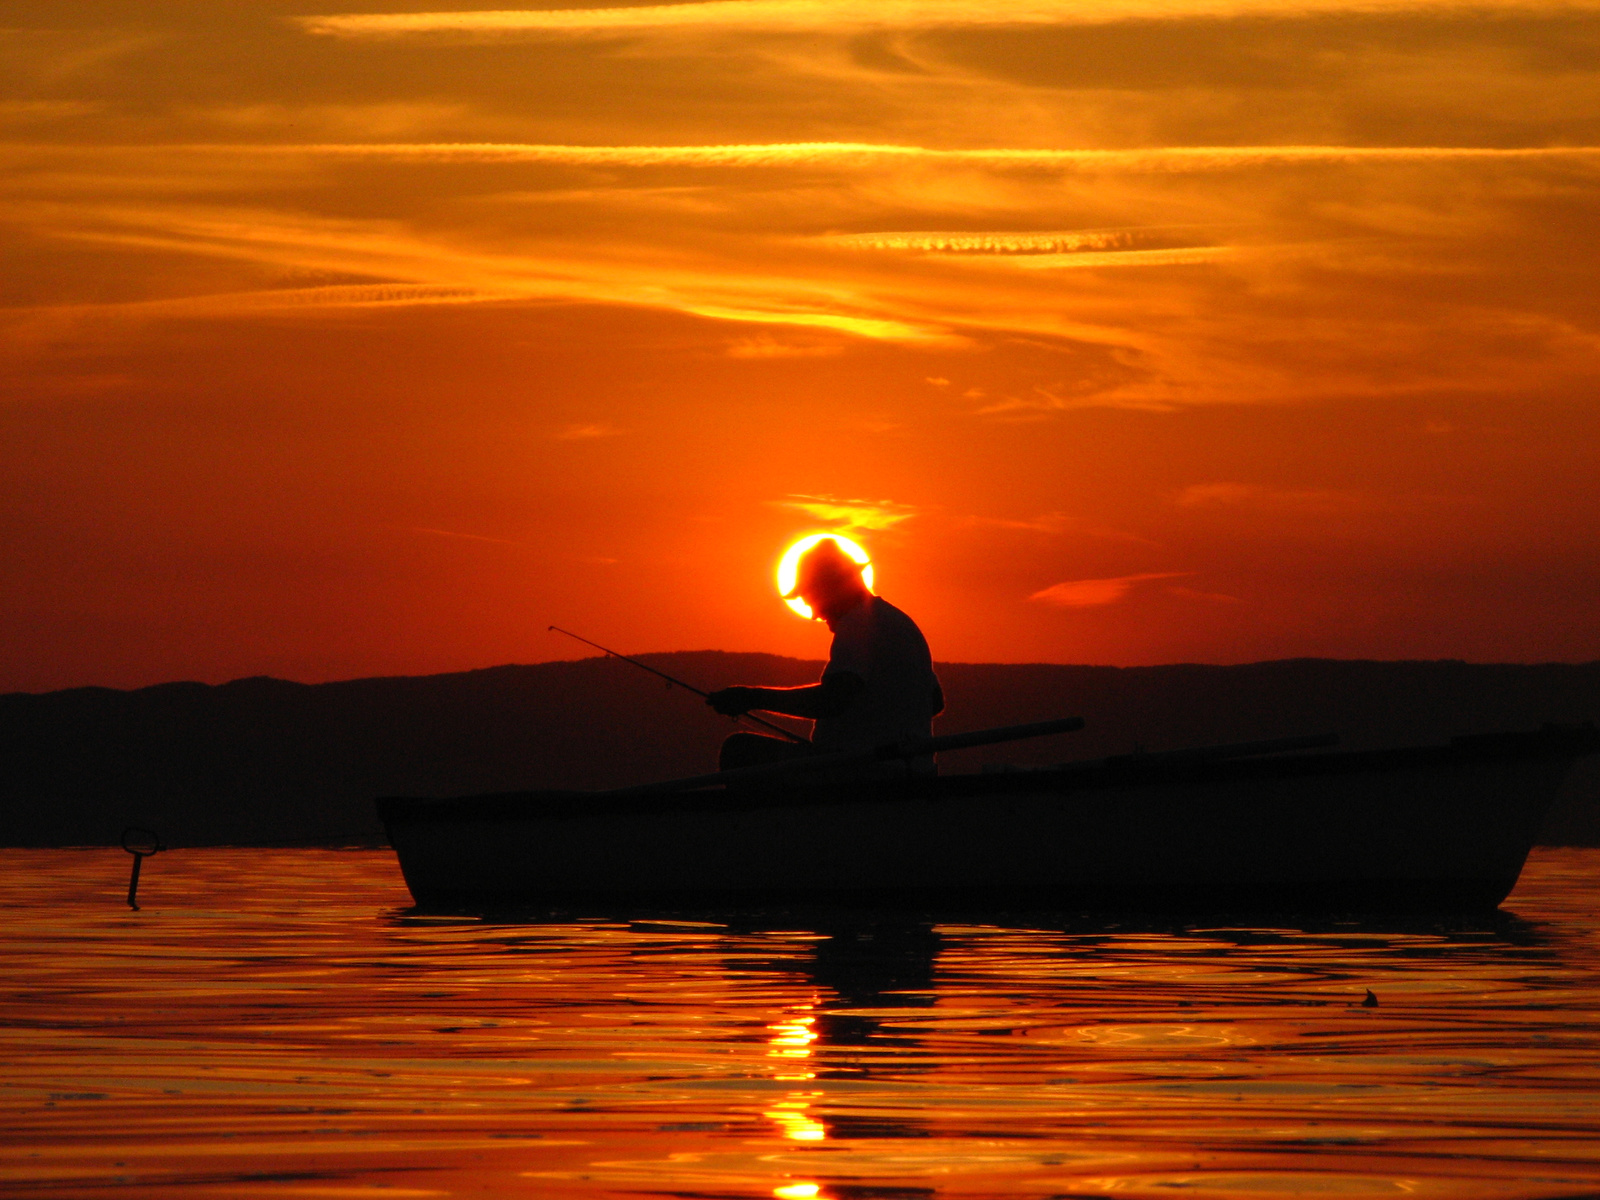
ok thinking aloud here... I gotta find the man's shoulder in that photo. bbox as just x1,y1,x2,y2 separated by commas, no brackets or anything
831,594,926,644
869,595,920,628
866,596,932,647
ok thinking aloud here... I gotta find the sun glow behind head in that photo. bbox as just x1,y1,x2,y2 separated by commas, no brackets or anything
776,534,873,619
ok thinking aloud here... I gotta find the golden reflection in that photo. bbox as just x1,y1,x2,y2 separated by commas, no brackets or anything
768,1014,818,1054
767,1007,818,1082
776,534,873,619
765,1095,827,1142
12,850,1600,1199
766,1005,826,1141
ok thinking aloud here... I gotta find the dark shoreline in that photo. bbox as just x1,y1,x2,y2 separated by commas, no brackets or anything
5,654,1598,848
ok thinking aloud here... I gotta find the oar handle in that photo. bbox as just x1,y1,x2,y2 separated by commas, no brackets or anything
917,717,1086,756
1090,732,1340,771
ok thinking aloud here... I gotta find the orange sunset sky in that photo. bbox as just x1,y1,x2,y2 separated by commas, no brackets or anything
3,0,1598,692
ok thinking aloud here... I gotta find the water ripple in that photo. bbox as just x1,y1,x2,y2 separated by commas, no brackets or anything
3,848,1600,1197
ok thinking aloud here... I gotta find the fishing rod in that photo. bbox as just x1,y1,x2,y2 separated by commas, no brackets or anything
548,625,810,744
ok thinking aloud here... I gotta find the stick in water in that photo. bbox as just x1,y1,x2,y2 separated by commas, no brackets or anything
548,626,810,744
120,827,165,910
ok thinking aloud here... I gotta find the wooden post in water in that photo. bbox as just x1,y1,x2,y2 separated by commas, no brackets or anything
120,827,165,910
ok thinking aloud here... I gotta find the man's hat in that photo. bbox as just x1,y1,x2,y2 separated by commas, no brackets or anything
783,537,867,598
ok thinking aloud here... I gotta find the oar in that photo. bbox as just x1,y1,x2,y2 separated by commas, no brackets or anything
549,625,809,745
606,716,1086,796
1067,732,1340,774
951,733,1339,781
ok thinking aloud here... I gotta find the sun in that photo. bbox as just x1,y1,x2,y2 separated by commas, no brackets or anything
776,533,874,619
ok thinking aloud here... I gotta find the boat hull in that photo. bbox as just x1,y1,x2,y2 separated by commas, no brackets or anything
378,728,1597,912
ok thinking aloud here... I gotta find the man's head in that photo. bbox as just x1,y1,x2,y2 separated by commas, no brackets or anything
785,537,871,623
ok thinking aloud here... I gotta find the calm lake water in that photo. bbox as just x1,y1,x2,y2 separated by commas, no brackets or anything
5,848,1600,1199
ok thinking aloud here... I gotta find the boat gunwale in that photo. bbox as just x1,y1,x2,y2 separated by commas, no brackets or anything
376,723,1600,827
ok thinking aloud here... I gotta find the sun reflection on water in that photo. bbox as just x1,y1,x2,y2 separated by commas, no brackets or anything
765,1006,826,1144
767,1004,819,1085
768,1012,819,1056
765,1095,827,1142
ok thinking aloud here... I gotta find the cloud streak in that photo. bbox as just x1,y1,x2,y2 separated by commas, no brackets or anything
298,0,1600,40
16,201,960,344
963,512,1161,544
824,228,1209,253
1030,572,1191,607
411,527,524,546
776,494,922,530
1175,482,1380,513
20,283,502,319
85,141,1600,173
555,423,628,440
826,226,1256,269
13,128,1600,407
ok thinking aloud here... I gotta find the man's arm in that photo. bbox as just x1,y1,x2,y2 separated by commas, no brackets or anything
708,672,865,720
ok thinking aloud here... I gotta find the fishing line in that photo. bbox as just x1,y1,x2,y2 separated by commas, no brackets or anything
548,625,810,744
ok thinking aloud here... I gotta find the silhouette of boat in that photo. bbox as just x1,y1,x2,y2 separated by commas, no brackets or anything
378,724,1598,912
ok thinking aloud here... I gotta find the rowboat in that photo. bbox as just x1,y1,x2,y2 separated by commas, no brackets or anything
377,723,1599,912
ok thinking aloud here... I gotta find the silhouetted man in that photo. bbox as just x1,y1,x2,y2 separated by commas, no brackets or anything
707,538,944,775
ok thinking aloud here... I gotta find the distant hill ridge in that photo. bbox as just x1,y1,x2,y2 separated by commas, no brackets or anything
3,654,1598,846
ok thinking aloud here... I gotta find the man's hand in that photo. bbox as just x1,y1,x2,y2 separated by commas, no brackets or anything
708,686,760,716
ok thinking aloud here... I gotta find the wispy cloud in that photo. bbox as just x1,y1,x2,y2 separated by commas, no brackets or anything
14,135,1600,409
21,283,500,319
1030,571,1189,606
966,511,1076,533
963,512,1160,544
555,423,626,440
1175,482,1379,514
725,334,845,357
682,303,955,344
776,494,921,531
14,200,958,345
411,526,523,546
0,100,101,124
826,227,1248,269
1169,585,1245,604
117,141,1600,172
823,228,1210,253
187,102,478,139
962,245,1245,270
298,0,1600,40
